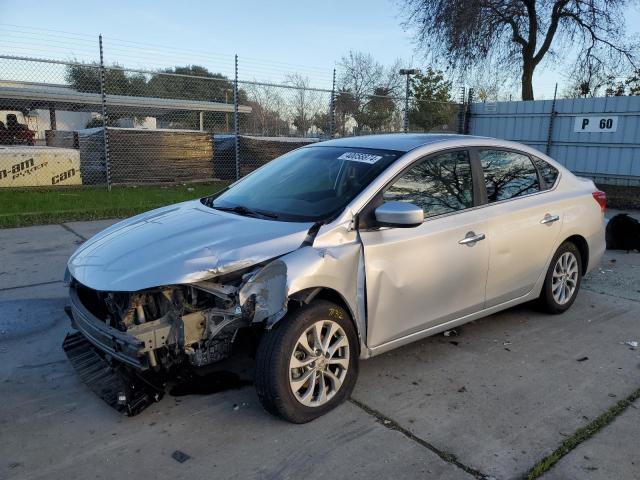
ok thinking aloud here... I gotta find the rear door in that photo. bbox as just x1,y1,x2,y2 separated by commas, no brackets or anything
476,149,563,306
359,149,490,348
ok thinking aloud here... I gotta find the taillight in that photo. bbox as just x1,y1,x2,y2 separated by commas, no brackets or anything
592,190,606,212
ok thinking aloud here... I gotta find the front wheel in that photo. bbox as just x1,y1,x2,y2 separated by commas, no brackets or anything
538,241,582,314
254,300,359,423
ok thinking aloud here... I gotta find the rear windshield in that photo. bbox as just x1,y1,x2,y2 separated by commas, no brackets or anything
203,146,401,222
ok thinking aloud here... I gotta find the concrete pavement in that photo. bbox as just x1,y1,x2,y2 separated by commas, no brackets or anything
1,216,639,479
542,400,640,480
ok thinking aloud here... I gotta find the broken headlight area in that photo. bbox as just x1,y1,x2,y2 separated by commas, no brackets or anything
64,269,268,415
71,276,257,369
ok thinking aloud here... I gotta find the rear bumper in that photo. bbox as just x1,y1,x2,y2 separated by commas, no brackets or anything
67,286,149,370
586,220,606,275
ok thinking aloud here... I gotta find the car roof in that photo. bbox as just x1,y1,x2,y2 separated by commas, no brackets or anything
315,133,489,153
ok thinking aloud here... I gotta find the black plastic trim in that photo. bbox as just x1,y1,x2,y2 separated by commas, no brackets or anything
68,287,148,370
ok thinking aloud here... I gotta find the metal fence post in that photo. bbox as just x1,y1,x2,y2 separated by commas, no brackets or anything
98,34,112,190
545,83,558,155
403,74,410,133
329,68,336,138
457,87,466,134
233,54,240,181
464,88,474,134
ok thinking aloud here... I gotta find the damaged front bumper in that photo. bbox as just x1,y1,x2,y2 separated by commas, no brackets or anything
62,261,290,415
63,289,168,415
66,287,150,370
62,332,164,415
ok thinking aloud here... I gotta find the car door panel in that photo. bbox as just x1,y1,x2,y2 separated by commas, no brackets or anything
483,194,563,306
357,149,489,348
475,148,564,307
361,211,489,347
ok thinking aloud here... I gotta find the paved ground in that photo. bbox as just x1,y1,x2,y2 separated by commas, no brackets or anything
1,213,639,480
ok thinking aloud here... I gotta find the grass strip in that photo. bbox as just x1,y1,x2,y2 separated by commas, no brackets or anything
0,182,228,228
526,387,640,479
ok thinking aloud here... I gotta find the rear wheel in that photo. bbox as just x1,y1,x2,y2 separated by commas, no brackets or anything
254,300,358,423
538,241,582,314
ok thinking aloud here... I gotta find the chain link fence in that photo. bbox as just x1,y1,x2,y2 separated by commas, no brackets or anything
0,40,468,189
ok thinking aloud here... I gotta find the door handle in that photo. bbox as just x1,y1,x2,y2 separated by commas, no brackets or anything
459,231,485,245
540,214,560,225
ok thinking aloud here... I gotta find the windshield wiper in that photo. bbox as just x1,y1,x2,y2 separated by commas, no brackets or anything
212,204,279,220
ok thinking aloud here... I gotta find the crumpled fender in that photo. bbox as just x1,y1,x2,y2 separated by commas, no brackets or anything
238,260,288,324
238,242,368,357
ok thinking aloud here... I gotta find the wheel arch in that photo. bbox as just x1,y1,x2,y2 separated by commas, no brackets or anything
287,287,362,355
562,234,589,275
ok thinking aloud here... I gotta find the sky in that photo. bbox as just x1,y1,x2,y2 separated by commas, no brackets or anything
1,0,639,99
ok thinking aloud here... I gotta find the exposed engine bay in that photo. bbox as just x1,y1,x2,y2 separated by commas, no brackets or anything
64,261,290,414
75,280,244,369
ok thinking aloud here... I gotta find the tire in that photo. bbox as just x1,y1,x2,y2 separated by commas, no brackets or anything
254,300,359,423
538,241,583,314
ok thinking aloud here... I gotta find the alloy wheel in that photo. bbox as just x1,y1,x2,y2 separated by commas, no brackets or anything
289,320,350,407
552,251,579,305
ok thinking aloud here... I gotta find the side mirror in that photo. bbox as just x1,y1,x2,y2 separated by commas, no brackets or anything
374,201,424,228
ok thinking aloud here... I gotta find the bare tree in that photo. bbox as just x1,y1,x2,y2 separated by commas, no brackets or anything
401,0,637,100
338,52,403,132
245,82,287,135
285,74,324,136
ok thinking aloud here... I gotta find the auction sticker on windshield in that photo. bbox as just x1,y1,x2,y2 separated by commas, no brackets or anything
338,152,383,164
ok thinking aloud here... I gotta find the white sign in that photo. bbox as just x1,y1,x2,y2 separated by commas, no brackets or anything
484,102,497,113
337,152,382,164
573,116,618,133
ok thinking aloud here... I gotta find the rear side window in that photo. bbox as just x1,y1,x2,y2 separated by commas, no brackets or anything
384,150,474,218
531,156,559,189
479,150,540,202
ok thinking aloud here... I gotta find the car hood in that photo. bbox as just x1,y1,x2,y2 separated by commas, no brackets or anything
68,200,313,292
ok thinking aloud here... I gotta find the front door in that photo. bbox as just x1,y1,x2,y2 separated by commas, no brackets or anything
359,150,490,348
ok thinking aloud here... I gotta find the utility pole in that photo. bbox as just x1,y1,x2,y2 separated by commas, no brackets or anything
399,68,418,133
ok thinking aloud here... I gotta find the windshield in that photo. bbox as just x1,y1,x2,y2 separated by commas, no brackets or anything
203,146,402,222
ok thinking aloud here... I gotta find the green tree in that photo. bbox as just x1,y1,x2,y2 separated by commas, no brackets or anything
363,87,396,131
312,112,331,136
409,68,454,131
334,89,357,136
66,63,242,131
66,64,147,125
66,64,147,96
338,52,402,133
625,71,640,96
147,66,240,131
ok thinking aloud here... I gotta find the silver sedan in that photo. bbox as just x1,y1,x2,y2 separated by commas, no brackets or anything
64,134,606,422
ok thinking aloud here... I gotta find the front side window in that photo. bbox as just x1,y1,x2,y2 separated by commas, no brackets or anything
384,150,474,218
479,150,540,202
203,146,401,222
531,156,559,189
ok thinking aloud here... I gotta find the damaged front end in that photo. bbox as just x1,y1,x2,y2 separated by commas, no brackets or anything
63,263,286,415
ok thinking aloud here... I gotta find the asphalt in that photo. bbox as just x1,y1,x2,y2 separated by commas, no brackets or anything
1,214,639,480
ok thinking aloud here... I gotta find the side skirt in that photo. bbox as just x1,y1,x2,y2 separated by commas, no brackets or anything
364,290,539,358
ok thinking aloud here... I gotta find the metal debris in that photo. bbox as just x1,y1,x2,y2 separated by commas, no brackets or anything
171,450,191,463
